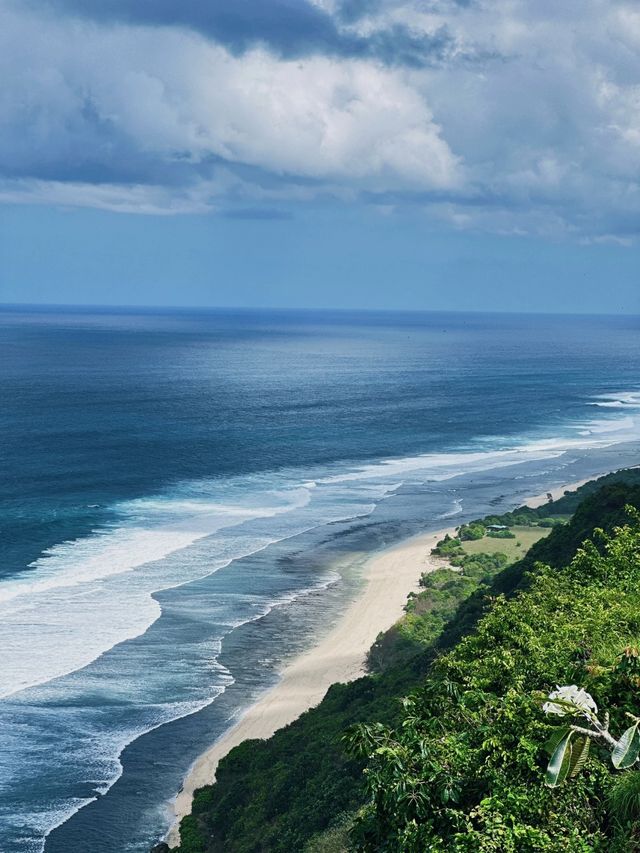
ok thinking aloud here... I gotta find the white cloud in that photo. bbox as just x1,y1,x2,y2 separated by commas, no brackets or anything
0,179,214,215
0,0,639,238
166,46,461,188
0,5,459,199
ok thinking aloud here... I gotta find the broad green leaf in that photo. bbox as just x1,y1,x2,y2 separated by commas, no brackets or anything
568,735,590,777
545,731,574,787
545,726,571,757
612,723,640,769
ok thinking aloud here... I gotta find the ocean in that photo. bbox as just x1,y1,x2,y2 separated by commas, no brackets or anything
0,306,639,853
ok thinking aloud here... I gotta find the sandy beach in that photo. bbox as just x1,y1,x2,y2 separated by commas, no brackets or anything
526,477,595,508
166,475,598,845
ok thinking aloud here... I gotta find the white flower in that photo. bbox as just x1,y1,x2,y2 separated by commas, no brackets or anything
543,685,598,719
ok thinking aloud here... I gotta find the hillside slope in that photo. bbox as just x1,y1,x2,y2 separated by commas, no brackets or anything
169,468,640,853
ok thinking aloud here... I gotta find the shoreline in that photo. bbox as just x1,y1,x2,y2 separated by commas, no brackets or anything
165,475,598,846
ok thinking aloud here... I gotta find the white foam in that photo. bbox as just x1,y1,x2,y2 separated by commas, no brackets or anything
1,390,639,695
438,498,463,519
35,695,223,853
578,416,636,436
3,388,640,701
2,383,640,850
316,412,640,488
318,447,556,485
16,567,343,852
0,486,312,606
0,477,377,699
589,391,640,408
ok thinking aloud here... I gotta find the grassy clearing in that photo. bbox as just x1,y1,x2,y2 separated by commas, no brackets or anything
462,525,550,562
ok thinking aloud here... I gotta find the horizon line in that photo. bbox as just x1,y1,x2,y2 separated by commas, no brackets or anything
0,302,637,320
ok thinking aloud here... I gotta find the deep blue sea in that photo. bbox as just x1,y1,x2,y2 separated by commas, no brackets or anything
1,306,639,853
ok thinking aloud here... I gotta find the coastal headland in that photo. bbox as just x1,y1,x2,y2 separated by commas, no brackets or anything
166,477,592,845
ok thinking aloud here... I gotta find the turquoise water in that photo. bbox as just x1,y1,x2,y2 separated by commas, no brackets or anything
0,306,639,852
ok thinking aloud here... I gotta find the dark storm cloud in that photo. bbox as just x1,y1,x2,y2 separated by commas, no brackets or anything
34,0,455,67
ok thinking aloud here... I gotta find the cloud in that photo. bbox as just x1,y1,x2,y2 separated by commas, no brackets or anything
336,0,474,25
0,179,213,215
38,0,345,58
1,0,639,239
31,0,460,68
0,5,460,201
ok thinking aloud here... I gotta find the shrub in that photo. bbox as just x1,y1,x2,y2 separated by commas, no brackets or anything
608,770,640,823
458,523,485,541
431,535,464,557
487,528,516,539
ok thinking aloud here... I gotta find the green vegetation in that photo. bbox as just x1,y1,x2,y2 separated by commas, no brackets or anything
347,515,640,851
487,527,516,538
461,525,549,561
168,468,640,853
368,551,510,674
458,522,486,541
608,770,640,827
303,814,353,853
431,534,464,558
540,684,640,787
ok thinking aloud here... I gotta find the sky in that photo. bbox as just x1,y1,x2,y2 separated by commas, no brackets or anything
0,0,638,312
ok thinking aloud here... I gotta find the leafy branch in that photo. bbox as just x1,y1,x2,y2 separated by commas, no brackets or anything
541,685,640,786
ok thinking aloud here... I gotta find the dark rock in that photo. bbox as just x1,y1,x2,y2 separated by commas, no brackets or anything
150,844,170,853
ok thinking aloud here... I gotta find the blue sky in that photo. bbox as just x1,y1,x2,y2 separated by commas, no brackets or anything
0,0,639,312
